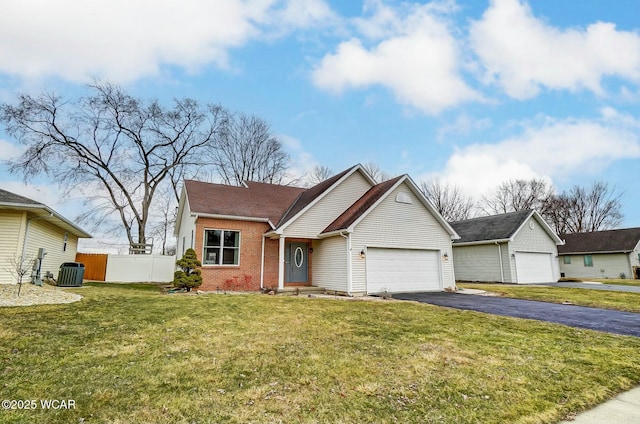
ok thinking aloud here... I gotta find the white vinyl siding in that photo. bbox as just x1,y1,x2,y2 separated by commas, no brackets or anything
560,253,634,279
176,197,196,257
509,216,559,283
24,219,78,280
311,237,348,292
283,171,372,238
0,211,27,283
350,184,454,293
453,243,510,283
366,248,441,293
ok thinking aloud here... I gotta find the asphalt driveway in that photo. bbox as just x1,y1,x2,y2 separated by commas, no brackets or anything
394,292,640,337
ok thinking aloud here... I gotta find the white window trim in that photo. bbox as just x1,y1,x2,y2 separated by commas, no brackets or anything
202,229,241,267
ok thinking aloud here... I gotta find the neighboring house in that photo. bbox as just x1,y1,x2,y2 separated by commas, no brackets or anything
558,228,640,280
174,164,459,295
450,210,563,284
0,188,91,283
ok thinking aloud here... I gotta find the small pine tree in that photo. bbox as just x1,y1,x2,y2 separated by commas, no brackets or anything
173,248,203,292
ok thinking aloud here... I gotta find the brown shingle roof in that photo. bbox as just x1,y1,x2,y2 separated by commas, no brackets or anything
322,176,403,234
276,165,359,227
558,228,640,254
184,179,305,226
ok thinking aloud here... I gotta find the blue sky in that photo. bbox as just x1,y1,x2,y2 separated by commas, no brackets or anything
1,0,639,249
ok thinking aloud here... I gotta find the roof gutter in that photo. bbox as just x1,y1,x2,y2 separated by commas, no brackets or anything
453,238,511,247
1,203,91,238
193,213,274,229
21,212,53,260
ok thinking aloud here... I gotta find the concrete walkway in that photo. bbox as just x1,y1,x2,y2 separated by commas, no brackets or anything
559,386,640,424
539,281,640,293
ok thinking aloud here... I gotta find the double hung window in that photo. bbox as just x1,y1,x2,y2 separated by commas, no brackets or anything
204,230,240,265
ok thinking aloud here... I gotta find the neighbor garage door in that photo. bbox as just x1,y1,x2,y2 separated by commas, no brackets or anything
366,248,441,294
514,252,554,284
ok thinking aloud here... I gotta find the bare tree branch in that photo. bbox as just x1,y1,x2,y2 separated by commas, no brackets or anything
362,162,391,184
419,178,476,222
480,179,554,215
305,165,334,187
1,81,224,246
207,113,290,186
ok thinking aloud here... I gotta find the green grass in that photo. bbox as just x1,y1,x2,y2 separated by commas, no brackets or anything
2,283,640,423
459,283,640,313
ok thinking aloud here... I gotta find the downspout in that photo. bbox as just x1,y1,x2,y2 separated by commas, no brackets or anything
496,241,505,283
21,213,54,259
339,232,353,296
260,235,266,290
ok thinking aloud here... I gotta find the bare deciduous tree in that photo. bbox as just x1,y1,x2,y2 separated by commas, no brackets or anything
208,113,289,186
149,184,179,255
4,255,33,297
554,182,623,233
362,162,391,183
481,179,554,215
305,165,334,186
1,82,224,247
419,178,475,222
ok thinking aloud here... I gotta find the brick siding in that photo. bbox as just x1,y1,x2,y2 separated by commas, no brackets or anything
194,218,279,291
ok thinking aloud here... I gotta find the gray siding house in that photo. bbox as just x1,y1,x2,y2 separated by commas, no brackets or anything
558,228,640,280
450,210,563,284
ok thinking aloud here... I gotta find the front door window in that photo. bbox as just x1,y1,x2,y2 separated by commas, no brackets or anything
285,242,308,283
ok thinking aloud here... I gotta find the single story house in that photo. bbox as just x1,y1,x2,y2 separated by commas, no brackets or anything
174,164,460,295
0,188,91,283
558,228,640,280
450,210,563,284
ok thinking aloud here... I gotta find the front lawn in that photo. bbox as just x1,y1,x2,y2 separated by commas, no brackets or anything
459,283,640,313
2,283,640,423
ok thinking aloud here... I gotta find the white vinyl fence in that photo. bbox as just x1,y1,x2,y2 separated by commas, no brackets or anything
105,255,176,283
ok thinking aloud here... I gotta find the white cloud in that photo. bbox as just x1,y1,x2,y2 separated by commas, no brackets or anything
0,181,64,210
0,139,24,160
431,110,640,199
278,134,318,184
470,0,640,99
312,1,481,115
271,0,339,30
0,0,336,83
437,114,492,142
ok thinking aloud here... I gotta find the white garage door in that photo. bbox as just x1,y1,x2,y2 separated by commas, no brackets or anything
515,252,554,284
366,248,441,294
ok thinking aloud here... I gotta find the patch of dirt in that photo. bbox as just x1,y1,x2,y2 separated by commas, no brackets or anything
0,283,82,307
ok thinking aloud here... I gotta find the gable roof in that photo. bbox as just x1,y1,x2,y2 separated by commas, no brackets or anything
322,176,403,234
450,210,561,245
321,174,459,239
183,179,305,227
0,188,91,238
558,227,640,254
275,164,373,229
